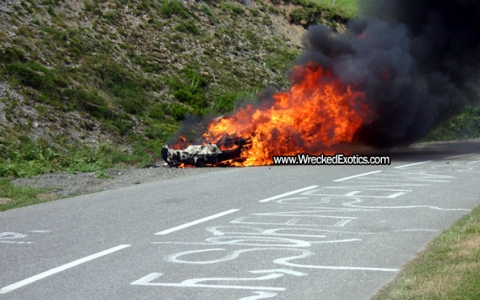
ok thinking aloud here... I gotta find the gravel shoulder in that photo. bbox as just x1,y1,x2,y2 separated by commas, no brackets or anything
11,139,480,199
11,162,220,197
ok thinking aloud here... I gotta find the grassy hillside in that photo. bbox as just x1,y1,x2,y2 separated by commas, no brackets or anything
0,0,308,177
0,0,478,181
0,0,361,178
285,0,358,28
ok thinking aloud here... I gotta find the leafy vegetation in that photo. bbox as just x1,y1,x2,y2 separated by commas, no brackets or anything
286,0,358,27
1,0,320,189
1,0,477,184
160,0,189,18
424,105,480,141
0,132,156,178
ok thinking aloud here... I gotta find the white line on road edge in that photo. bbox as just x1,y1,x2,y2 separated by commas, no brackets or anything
156,209,240,235
259,186,319,203
333,171,381,182
394,160,433,169
0,244,131,294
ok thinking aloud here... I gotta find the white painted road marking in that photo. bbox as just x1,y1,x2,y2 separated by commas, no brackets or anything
333,171,381,182
0,244,131,294
259,186,319,203
394,160,433,169
0,232,32,244
155,209,240,235
130,272,286,291
238,291,278,300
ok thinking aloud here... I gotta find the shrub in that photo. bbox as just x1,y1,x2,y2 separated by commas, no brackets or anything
5,61,55,92
88,57,148,114
148,103,169,120
103,11,118,24
0,46,28,63
166,68,209,109
145,122,177,140
61,88,109,117
213,94,237,114
171,102,189,121
425,105,480,141
290,7,319,26
160,0,188,19
175,20,200,35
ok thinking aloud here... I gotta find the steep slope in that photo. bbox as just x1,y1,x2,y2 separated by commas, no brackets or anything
1,0,326,176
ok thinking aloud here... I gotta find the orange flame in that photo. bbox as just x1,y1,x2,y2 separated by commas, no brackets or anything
200,62,371,166
169,135,190,150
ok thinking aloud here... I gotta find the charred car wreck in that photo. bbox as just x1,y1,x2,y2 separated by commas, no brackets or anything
161,137,249,167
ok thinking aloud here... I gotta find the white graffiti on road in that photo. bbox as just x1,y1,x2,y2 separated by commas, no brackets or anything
133,168,469,299
0,232,32,244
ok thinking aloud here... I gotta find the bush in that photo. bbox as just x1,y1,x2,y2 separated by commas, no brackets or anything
145,122,178,140
160,0,188,18
175,20,200,35
103,11,118,24
0,46,28,63
290,7,319,26
213,93,239,114
5,61,55,92
166,68,209,109
425,105,480,141
148,103,169,120
62,88,109,117
89,57,148,114
171,103,190,121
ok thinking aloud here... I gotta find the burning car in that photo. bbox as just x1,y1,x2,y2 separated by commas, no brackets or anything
161,137,249,167
162,62,371,168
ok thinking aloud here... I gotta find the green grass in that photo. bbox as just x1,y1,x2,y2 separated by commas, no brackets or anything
0,0,307,162
0,138,168,211
302,0,358,16
289,0,359,26
0,134,164,178
160,0,188,19
0,178,55,211
373,205,480,300
424,105,480,142
0,0,358,214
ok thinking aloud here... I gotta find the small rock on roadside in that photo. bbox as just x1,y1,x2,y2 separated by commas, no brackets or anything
0,198,13,204
35,193,57,200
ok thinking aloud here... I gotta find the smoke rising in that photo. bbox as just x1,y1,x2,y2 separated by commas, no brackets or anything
297,0,480,147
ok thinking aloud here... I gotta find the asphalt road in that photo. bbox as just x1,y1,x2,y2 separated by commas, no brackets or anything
1,141,480,300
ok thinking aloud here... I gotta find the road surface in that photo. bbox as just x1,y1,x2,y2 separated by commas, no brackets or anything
1,141,480,299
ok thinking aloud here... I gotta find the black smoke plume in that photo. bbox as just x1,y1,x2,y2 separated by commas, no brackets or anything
297,0,480,147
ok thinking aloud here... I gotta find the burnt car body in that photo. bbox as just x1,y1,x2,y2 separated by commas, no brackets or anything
161,137,248,167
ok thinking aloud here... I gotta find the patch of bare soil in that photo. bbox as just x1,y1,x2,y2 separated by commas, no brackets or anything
11,162,219,197
0,198,13,204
